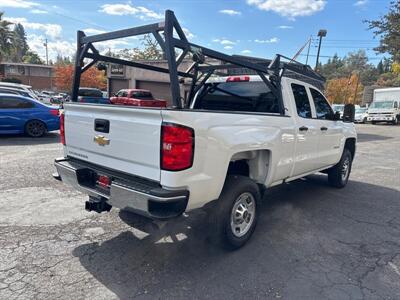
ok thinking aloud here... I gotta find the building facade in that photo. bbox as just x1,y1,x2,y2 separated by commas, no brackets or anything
0,62,54,90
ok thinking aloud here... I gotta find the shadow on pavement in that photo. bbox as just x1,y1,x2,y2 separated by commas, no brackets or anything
357,132,393,143
72,174,400,298
0,132,60,146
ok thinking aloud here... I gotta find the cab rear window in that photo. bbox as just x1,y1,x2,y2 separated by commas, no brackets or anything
194,81,280,113
78,89,103,97
131,91,153,99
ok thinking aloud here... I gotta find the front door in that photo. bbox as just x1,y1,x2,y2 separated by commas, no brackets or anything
290,82,320,177
308,87,343,168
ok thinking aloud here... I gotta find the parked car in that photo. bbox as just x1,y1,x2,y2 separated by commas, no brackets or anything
0,94,60,137
78,88,110,104
110,89,167,107
0,82,38,100
0,87,35,99
332,104,345,118
354,107,369,123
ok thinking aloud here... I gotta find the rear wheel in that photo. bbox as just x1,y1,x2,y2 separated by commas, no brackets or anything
392,116,399,125
25,120,46,137
208,175,260,250
328,149,352,188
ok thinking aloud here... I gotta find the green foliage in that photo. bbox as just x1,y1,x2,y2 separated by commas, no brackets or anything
23,50,44,64
365,0,400,61
110,34,164,61
0,11,13,62
320,50,379,86
55,54,72,65
9,23,29,62
0,11,43,64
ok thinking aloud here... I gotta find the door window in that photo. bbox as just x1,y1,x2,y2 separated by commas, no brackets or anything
0,97,34,109
310,88,334,120
291,83,312,118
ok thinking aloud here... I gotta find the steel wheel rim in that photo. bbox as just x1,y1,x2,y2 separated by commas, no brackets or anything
341,157,350,182
27,121,44,137
230,192,256,238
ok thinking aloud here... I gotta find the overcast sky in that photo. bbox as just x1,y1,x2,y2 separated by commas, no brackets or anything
0,0,391,65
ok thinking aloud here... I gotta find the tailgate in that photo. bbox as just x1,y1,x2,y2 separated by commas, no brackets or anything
63,104,162,181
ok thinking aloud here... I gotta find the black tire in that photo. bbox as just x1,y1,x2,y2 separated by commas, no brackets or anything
208,175,261,250
328,149,352,188
25,120,46,137
371,121,377,125
362,117,367,124
392,116,399,125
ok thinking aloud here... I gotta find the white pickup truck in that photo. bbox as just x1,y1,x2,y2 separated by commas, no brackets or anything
55,74,356,248
54,13,356,249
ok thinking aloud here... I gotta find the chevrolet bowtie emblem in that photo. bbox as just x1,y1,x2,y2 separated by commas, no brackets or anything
93,135,110,146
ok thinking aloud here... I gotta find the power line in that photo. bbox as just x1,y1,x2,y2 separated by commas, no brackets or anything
298,53,385,60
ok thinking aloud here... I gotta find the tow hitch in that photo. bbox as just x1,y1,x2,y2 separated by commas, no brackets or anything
85,196,112,213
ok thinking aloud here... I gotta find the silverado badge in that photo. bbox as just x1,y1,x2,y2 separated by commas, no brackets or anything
94,135,110,146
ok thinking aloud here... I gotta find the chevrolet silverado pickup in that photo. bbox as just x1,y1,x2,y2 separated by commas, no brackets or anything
54,11,356,249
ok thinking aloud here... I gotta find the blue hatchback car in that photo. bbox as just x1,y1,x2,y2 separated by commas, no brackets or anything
0,94,60,137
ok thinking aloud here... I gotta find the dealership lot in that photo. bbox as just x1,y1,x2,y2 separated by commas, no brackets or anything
0,124,399,299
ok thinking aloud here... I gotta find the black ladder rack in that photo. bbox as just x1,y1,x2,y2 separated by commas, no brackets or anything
71,9,325,114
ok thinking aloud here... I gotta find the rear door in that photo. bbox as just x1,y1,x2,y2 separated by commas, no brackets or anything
63,104,163,181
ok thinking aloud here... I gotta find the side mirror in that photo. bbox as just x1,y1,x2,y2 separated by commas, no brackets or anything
343,104,355,123
333,111,341,121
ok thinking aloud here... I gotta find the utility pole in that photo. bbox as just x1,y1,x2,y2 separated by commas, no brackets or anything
305,36,312,65
43,38,48,65
315,29,327,71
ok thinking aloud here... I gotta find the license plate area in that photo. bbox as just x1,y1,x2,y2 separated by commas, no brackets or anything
76,168,111,195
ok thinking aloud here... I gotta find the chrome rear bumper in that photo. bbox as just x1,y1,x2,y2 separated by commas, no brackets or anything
54,158,189,219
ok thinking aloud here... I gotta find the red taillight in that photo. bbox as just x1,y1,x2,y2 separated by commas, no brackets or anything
60,112,65,145
50,109,59,116
161,123,194,171
226,76,250,82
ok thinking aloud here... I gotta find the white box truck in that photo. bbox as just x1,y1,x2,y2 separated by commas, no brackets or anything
367,87,400,125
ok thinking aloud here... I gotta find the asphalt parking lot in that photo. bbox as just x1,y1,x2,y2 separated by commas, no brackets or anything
0,124,399,300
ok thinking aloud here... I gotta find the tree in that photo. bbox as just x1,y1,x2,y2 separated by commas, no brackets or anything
55,54,72,65
110,34,164,61
0,11,13,62
366,0,400,61
23,50,44,64
54,64,106,92
377,60,384,74
9,23,28,62
325,73,364,104
320,50,379,86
